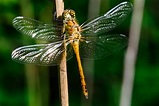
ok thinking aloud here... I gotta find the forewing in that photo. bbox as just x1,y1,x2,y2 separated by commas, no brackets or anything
11,41,73,65
81,2,133,36
79,34,128,59
13,16,63,41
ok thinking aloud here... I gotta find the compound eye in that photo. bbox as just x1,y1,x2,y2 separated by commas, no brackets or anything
70,10,75,18
62,10,70,19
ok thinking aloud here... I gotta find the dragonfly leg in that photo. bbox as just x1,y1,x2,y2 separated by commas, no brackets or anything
53,11,63,22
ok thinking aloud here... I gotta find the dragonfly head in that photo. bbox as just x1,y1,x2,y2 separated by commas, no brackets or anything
62,9,76,21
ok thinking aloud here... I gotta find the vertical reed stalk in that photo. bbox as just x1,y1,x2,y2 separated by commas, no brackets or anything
120,0,145,106
54,0,69,106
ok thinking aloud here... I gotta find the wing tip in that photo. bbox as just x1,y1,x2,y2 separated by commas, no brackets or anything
120,1,133,10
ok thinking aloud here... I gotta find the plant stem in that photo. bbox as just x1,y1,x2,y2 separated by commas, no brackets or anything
119,0,145,106
54,0,69,106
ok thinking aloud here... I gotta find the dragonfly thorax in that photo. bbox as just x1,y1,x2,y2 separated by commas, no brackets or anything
64,19,81,43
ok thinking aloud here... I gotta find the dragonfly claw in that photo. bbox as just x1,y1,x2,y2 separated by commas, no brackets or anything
53,11,63,22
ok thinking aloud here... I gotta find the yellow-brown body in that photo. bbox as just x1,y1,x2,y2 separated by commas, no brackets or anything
62,9,88,98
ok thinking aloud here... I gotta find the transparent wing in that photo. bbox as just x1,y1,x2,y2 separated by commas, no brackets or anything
11,41,73,66
13,16,63,41
81,2,133,36
79,34,128,59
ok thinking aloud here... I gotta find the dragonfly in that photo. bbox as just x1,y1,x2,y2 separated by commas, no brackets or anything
11,2,133,98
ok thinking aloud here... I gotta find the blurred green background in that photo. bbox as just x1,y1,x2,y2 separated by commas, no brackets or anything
0,0,159,106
